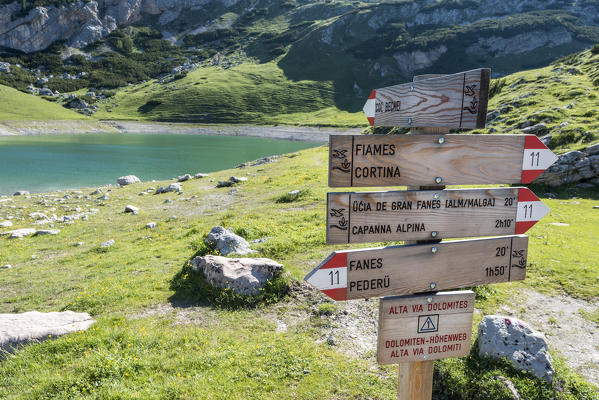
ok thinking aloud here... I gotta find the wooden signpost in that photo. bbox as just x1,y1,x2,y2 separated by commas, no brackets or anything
305,235,528,301
329,134,558,187
326,187,549,244
305,69,555,400
362,69,490,129
377,291,475,364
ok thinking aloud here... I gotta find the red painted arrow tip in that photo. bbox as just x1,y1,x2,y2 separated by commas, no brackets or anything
515,220,538,234
525,135,549,150
521,170,545,184
518,188,540,202
368,89,376,100
367,117,375,126
322,288,347,301
321,252,347,269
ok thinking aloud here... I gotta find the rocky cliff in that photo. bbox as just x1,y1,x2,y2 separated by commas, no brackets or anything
0,0,597,54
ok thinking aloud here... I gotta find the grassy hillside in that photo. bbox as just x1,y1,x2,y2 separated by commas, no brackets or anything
474,48,599,153
0,147,597,399
0,84,87,120
1,0,599,117
92,61,364,127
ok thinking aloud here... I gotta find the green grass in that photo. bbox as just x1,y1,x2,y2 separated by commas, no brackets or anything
92,61,365,127
0,146,597,398
471,48,599,152
0,84,87,120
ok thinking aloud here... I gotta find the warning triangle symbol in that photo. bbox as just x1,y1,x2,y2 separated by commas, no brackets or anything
420,316,437,332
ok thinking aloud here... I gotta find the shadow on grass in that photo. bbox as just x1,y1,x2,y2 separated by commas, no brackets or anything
528,183,599,200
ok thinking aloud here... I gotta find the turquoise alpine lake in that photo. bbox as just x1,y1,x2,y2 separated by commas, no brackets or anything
0,134,320,195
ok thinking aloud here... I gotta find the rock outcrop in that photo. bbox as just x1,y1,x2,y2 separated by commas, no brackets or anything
117,175,141,186
190,255,283,295
205,226,254,256
478,315,554,382
535,143,599,187
0,311,95,354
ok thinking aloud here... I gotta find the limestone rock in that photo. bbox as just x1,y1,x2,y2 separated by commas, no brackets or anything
205,226,254,256
117,175,141,186
478,315,554,382
520,123,547,135
13,191,29,196
0,311,95,354
1,228,36,238
190,255,283,295
2,264,11,269
0,220,12,228
101,239,115,248
124,205,139,213
0,61,9,73
146,222,156,229
194,173,209,179
535,144,599,186
216,180,234,188
177,174,192,182
34,229,60,236
155,183,182,194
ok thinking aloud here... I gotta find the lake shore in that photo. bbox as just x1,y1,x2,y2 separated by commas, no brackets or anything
0,120,364,142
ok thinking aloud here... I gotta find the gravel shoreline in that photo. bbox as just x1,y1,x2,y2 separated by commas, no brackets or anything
0,120,364,142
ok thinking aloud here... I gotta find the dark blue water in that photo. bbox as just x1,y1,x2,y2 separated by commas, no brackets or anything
0,134,319,194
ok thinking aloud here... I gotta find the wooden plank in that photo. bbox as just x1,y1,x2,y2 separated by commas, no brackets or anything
362,69,490,129
326,187,549,244
398,361,434,400
304,235,528,301
328,134,558,187
377,291,475,364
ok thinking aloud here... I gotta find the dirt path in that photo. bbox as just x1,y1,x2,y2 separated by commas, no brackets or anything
500,288,599,386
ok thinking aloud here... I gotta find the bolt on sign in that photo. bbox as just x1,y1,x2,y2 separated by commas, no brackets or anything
377,291,475,364
327,187,549,244
304,235,527,301
362,69,490,129
329,134,558,187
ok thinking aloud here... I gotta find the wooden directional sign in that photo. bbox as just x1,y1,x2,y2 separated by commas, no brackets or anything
329,134,558,187
304,235,527,301
327,187,549,244
377,291,474,364
362,69,490,129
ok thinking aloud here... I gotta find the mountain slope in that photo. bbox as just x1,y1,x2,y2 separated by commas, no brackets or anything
0,83,87,120
1,0,599,114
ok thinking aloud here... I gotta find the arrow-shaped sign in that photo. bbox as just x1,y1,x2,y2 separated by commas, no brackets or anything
362,69,490,129
329,134,558,187
327,187,549,244
304,235,527,301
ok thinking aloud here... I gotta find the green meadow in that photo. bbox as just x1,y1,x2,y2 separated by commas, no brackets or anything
0,146,597,399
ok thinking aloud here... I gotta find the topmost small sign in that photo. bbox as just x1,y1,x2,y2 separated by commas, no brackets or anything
363,69,490,129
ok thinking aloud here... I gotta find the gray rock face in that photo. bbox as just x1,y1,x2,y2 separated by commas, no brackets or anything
124,204,139,213
478,315,554,382
155,182,182,194
34,229,60,236
177,174,192,182
536,143,599,186
101,239,115,247
205,226,254,256
117,175,141,185
520,123,547,135
0,311,95,354
190,255,283,295
1,228,36,238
